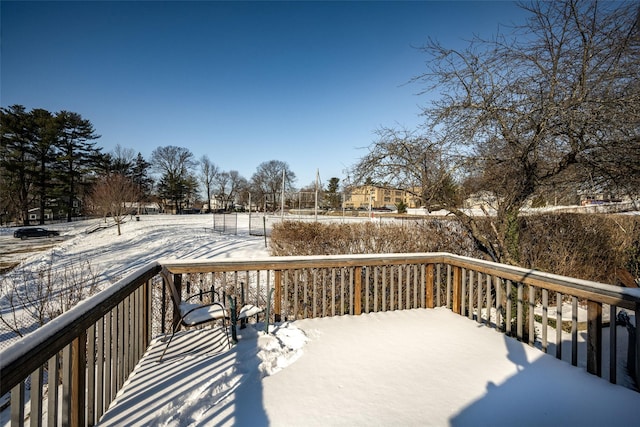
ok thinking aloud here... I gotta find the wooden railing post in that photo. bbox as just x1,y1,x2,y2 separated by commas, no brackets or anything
10,382,25,426
587,300,603,377
426,264,435,308
452,266,462,314
354,267,362,315
274,270,282,322
71,332,87,427
172,273,182,331
144,278,152,349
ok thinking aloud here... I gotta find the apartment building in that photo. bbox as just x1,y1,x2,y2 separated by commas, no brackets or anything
342,185,421,210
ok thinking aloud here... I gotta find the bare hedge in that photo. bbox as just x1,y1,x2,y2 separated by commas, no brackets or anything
270,214,640,286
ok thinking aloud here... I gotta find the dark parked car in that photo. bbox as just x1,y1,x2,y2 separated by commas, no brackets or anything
13,227,60,239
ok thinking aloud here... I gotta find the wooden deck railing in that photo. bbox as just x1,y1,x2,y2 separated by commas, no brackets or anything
2,253,640,426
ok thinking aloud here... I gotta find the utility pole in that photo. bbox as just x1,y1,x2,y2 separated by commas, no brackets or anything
280,169,285,220
315,169,319,221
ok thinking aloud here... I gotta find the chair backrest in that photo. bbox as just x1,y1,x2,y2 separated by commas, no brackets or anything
161,268,182,306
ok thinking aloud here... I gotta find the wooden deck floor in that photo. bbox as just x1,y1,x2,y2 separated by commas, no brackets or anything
98,309,640,426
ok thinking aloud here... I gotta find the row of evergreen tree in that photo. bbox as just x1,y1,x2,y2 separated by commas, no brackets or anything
0,105,153,226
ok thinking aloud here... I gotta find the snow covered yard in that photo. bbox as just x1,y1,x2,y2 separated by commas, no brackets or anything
0,214,271,350
98,308,639,427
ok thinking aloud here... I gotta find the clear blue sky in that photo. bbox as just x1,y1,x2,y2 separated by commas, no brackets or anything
1,1,524,188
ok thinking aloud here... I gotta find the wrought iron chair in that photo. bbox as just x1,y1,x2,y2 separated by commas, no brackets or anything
159,268,231,362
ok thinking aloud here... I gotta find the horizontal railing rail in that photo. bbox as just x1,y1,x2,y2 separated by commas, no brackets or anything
2,253,639,426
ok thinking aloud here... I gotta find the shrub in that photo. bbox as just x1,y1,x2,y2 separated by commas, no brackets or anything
270,214,640,286
269,219,478,257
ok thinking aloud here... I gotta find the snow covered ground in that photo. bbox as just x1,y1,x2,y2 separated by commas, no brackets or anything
0,214,270,287
97,308,640,427
0,214,272,349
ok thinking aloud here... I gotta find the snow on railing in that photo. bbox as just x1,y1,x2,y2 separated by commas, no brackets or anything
2,253,640,426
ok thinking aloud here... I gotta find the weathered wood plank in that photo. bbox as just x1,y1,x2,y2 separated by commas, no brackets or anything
47,354,59,427
373,267,378,312
390,265,395,311
294,270,299,318
349,268,354,315
506,280,512,336
87,323,96,426
556,292,563,360
477,272,483,324
382,266,387,312
542,289,548,353
426,264,434,309
313,269,318,318
331,269,336,316
123,296,130,380
29,366,43,427
274,270,282,322
61,344,71,426
468,269,474,321
71,332,87,427
495,276,502,330
324,269,329,316
572,296,578,366
303,269,309,318
10,381,25,427
609,304,617,384
486,274,492,327
96,317,105,421
355,266,362,315
461,269,467,317
587,300,603,377
528,285,535,346
517,282,523,341
452,266,462,314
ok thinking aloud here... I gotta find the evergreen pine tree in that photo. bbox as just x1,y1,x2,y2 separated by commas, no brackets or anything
54,111,101,222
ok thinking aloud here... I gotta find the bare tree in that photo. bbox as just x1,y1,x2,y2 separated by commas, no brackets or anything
224,170,248,211
213,171,230,211
199,155,218,213
90,173,139,235
225,170,250,209
411,0,640,264
352,126,460,210
250,160,296,212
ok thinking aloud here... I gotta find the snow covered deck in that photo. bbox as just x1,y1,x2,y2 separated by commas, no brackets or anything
98,308,639,426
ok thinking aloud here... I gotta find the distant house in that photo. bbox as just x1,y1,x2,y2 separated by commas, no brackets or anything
28,208,54,222
124,202,161,214
343,185,421,210
204,198,226,212
28,197,82,221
